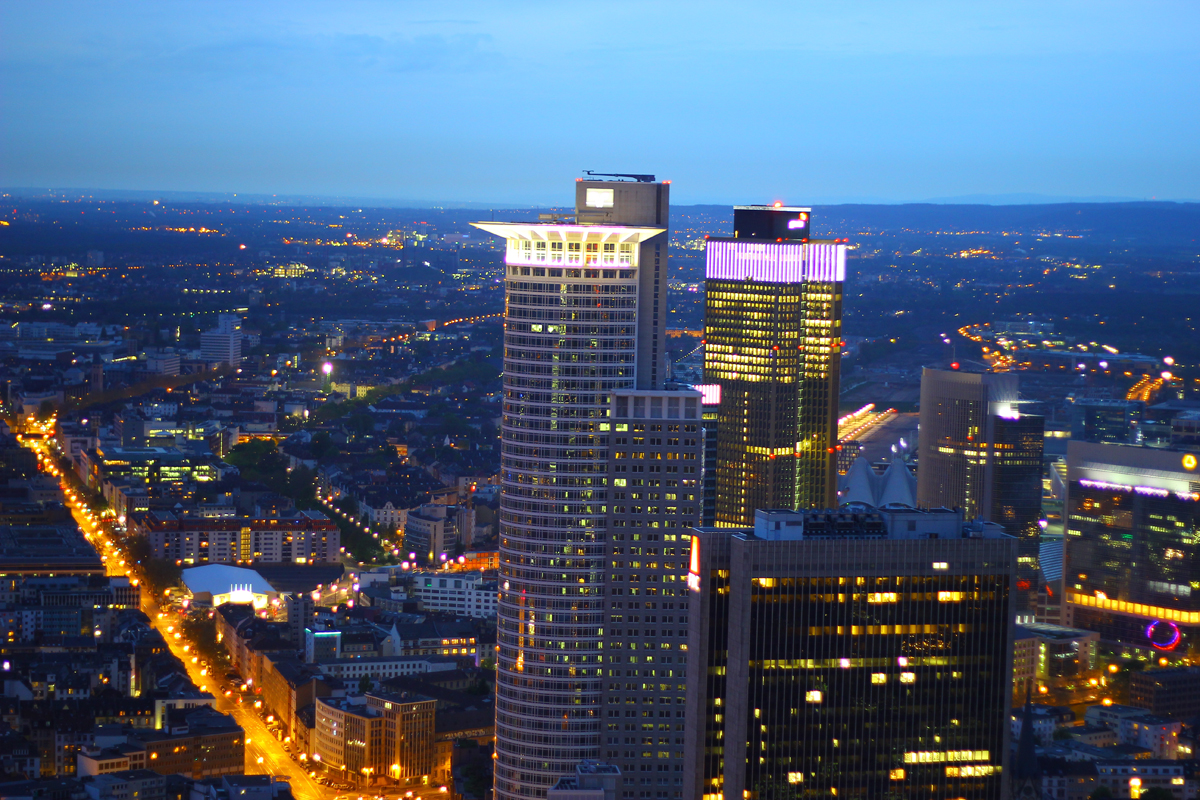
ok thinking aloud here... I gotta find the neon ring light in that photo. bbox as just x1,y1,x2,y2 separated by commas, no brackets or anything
1145,620,1181,651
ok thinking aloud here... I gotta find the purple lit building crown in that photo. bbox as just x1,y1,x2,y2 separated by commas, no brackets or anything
705,240,846,283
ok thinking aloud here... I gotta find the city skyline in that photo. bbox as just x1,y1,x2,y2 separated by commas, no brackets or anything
0,1,1199,796
2,1,1198,204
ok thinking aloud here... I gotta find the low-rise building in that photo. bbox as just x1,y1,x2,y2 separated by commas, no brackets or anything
1085,704,1183,759
314,655,457,683
1012,622,1099,703
313,697,387,785
77,708,244,780
409,571,497,619
131,509,340,565
1010,704,1076,745
1130,666,1200,720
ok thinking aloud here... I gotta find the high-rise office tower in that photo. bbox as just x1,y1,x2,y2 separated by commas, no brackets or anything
472,177,671,800
704,206,844,525
682,507,1017,800
600,388,703,794
916,366,1044,609
1063,441,1200,656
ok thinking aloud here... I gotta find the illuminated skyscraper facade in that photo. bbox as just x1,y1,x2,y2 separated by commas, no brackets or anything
1063,441,1200,657
682,507,1017,800
703,206,844,525
473,178,670,800
916,367,1044,609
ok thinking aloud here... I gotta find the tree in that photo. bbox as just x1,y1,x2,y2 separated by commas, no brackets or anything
36,399,56,421
358,674,373,694
1088,787,1114,800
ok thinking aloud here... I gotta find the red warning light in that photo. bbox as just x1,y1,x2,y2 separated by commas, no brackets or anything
950,362,960,370
773,201,783,208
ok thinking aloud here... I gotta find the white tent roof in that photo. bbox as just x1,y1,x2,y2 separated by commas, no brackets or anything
182,564,276,597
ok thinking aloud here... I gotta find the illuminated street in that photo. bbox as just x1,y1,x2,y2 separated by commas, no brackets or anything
15,420,333,799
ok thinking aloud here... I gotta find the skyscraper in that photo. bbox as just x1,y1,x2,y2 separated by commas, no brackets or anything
703,206,845,525
1063,440,1200,656
682,507,1017,800
600,388,703,793
472,177,671,800
916,366,1044,608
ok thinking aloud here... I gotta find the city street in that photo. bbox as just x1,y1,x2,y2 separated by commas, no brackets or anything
17,426,334,800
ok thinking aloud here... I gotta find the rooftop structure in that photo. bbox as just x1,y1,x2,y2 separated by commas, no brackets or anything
0,524,103,578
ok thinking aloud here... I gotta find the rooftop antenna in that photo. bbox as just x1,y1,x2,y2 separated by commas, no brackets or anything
583,170,656,183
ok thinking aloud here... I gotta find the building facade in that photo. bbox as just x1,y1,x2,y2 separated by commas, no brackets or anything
131,509,340,565
916,366,1044,609
200,315,242,367
314,697,388,783
365,692,437,787
683,507,1017,800
404,504,474,565
704,206,844,525
411,571,498,619
600,388,703,795
1063,441,1200,657
472,177,670,800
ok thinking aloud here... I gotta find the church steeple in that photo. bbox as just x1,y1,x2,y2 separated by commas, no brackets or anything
1012,684,1042,798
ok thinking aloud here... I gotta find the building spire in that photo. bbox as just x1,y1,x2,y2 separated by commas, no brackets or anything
1013,682,1041,796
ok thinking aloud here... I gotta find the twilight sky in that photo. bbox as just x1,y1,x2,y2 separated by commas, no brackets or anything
2,0,1197,205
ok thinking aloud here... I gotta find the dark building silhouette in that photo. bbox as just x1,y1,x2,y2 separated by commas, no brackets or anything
683,506,1017,800
917,366,1044,610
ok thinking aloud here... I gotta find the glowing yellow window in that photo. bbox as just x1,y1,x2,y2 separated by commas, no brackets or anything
889,769,905,780
900,672,916,683
872,673,887,684
787,773,803,784
805,690,822,703
938,591,963,602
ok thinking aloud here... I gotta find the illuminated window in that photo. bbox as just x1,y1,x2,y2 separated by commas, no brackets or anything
585,188,614,208
900,672,915,683
871,673,887,684
889,769,905,780
932,562,949,570
938,591,963,602
805,690,822,703
787,772,803,784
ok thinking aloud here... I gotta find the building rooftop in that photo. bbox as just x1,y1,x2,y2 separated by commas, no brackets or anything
182,564,277,597
1015,622,1096,641
0,524,102,572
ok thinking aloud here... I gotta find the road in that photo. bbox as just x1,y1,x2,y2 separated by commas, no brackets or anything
17,425,338,800
18,421,457,800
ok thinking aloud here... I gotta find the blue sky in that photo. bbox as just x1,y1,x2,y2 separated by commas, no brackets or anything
2,1,1197,204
